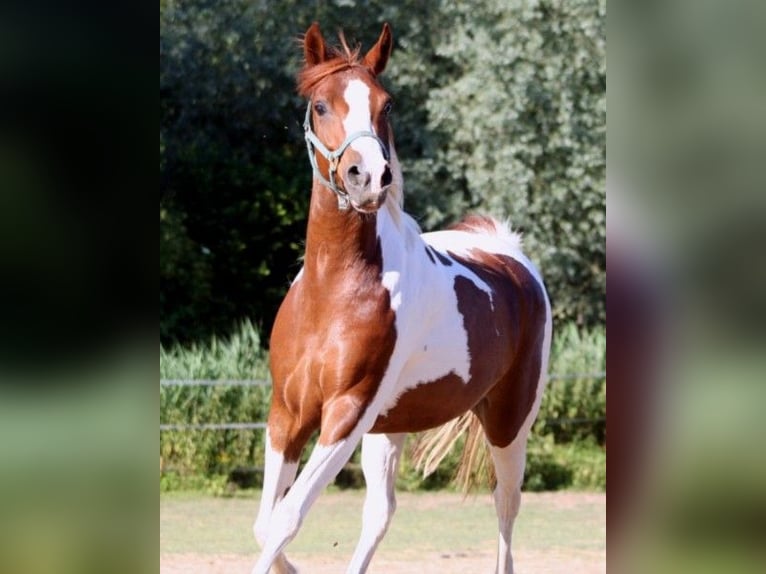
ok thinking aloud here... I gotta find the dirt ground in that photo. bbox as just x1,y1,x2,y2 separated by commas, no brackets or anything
161,491,605,573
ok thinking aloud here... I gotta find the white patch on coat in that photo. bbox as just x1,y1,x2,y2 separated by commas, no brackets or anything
372,209,546,416
423,223,540,284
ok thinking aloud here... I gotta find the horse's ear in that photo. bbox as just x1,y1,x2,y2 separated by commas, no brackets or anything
304,22,330,66
363,22,393,76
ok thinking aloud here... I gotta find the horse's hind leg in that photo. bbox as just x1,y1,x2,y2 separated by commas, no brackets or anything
488,432,530,574
347,432,406,573
484,308,552,573
484,388,547,574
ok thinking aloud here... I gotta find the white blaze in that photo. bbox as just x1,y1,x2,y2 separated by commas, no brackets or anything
342,79,388,191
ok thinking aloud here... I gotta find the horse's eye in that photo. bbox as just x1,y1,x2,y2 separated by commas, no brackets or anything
383,100,393,117
314,101,327,116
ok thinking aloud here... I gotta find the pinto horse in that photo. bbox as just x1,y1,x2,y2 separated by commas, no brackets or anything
252,22,552,574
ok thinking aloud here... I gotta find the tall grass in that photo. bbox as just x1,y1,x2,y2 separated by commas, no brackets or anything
160,320,271,486
160,320,606,491
160,319,270,380
549,321,606,377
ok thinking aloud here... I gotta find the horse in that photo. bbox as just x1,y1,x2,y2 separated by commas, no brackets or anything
252,22,552,574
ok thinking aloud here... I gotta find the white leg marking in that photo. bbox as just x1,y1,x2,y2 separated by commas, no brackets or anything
347,433,406,573
253,431,299,574
252,430,371,573
490,438,527,574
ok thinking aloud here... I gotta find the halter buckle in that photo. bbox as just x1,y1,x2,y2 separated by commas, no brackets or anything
336,194,350,211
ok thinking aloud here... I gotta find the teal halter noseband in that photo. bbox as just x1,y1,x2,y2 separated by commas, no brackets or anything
303,101,390,210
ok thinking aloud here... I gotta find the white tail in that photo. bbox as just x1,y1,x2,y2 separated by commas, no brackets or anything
409,412,496,492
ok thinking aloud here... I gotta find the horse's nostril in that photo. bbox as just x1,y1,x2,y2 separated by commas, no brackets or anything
381,166,392,188
346,165,371,188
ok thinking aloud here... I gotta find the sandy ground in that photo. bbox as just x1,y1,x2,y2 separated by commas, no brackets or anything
160,548,605,573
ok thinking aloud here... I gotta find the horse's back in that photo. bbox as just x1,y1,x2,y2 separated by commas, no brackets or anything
423,214,538,275
421,215,547,314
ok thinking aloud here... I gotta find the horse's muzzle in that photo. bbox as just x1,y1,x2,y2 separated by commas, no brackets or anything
343,163,391,213
350,187,388,213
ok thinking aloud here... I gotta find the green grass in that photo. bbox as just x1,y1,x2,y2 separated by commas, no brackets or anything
160,489,605,558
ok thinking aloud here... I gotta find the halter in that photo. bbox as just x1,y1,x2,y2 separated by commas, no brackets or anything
303,100,390,210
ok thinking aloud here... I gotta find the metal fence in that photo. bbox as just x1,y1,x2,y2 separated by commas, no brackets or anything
160,373,606,431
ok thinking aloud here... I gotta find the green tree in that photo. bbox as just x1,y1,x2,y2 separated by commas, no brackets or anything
406,0,606,327
160,0,310,343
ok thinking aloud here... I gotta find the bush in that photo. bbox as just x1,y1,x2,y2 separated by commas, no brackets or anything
536,322,606,443
160,0,311,344
400,0,606,328
394,433,606,493
160,319,269,380
525,435,605,491
524,453,573,492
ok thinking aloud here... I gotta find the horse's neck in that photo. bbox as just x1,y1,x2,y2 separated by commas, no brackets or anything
303,182,382,280
302,180,419,283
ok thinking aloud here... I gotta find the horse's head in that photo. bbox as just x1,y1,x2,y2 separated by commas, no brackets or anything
299,22,395,213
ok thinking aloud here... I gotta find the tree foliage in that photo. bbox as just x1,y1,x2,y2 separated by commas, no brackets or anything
405,0,606,326
160,0,605,343
160,0,309,342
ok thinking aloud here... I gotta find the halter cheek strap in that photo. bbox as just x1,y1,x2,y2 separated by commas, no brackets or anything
303,101,390,210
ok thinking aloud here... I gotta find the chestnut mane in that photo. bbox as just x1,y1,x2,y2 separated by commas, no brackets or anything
297,32,370,97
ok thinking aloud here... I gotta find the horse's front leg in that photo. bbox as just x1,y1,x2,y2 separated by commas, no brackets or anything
252,430,301,574
346,432,405,574
251,394,380,574
254,396,320,574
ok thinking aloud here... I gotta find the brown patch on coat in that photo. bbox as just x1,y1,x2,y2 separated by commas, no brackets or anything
430,247,454,266
448,214,501,234
371,251,546,448
456,252,547,447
